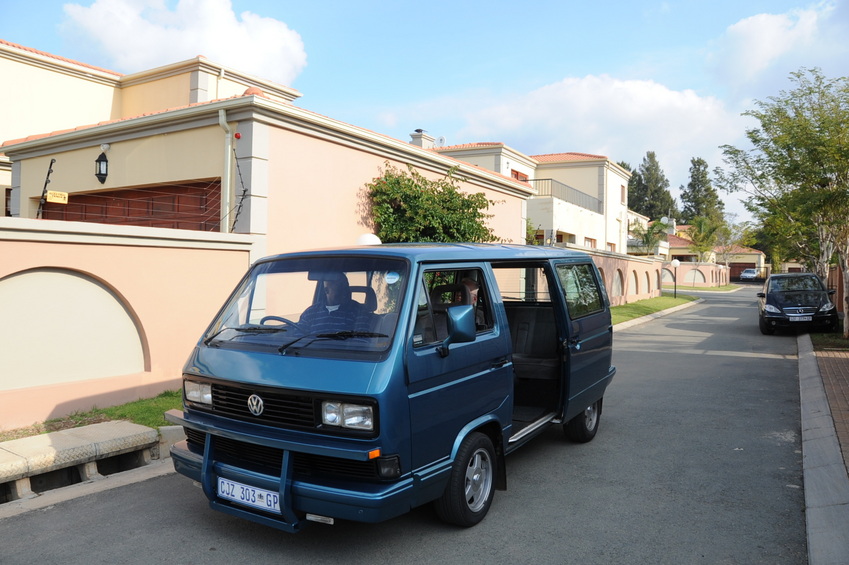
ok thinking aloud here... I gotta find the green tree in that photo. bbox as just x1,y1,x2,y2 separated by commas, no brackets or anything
686,216,721,262
629,219,668,256
366,163,498,243
628,151,678,221
714,214,755,267
716,68,849,337
679,157,724,223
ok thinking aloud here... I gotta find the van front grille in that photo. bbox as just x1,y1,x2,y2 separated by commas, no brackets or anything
205,383,317,430
184,428,379,480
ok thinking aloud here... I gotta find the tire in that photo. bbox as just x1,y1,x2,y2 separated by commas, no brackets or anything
565,398,602,443
759,316,775,335
434,432,496,527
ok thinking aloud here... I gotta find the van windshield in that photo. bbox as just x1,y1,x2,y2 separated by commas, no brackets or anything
204,256,408,357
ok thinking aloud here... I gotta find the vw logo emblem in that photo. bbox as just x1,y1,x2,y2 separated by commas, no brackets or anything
247,394,264,416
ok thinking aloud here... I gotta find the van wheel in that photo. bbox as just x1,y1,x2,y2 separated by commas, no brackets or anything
565,398,602,443
434,432,496,527
758,316,775,335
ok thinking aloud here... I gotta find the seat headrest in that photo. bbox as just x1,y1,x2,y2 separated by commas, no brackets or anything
350,285,377,312
430,283,471,310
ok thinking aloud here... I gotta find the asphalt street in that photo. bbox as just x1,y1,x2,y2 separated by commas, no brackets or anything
0,287,807,564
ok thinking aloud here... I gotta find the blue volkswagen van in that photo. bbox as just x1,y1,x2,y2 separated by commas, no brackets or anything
165,244,615,532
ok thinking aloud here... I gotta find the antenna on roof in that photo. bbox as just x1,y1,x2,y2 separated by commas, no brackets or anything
435,136,446,147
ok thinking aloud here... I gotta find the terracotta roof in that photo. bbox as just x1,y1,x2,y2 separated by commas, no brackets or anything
717,244,764,255
1,89,265,148
531,152,608,163
667,233,693,247
435,142,505,151
0,38,122,77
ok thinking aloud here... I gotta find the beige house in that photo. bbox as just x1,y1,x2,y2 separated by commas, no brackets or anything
668,224,766,279
0,39,533,429
0,38,672,430
434,143,631,254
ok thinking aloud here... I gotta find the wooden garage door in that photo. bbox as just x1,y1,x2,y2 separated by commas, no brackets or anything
41,180,221,231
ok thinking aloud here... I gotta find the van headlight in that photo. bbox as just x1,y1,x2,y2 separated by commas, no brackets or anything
185,380,213,405
322,401,374,431
820,302,835,312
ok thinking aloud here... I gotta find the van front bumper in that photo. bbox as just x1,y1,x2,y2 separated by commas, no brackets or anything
165,409,419,533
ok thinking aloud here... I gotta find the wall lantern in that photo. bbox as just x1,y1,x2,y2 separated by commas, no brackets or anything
95,152,108,184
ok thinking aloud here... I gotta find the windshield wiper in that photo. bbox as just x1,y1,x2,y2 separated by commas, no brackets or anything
204,325,290,346
315,331,388,340
278,331,388,354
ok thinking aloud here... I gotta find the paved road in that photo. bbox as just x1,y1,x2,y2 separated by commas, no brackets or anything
0,287,806,564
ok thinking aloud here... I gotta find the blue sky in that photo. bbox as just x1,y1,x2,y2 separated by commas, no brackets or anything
3,0,849,221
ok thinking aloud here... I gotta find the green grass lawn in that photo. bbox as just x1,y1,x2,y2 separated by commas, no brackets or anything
809,329,849,351
0,390,183,442
611,294,698,325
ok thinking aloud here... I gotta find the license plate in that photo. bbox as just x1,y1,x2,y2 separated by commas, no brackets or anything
790,316,812,322
217,477,281,513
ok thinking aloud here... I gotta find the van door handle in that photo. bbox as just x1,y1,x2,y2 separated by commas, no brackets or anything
568,338,581,351
492,358,508,368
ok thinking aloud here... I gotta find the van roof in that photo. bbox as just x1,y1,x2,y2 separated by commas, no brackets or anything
259,243,592,264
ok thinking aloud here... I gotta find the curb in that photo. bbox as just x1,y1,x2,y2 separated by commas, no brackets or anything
798,333,849,565
613,298,704,332
0,422,184,507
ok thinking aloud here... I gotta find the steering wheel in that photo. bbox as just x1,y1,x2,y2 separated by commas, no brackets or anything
259,315,301,330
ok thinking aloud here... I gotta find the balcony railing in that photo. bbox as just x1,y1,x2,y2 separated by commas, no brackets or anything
529,178,603,214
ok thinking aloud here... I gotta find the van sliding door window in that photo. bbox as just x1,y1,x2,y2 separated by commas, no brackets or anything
556,264,603,319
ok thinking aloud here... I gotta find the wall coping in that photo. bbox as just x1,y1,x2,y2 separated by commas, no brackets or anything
0,216,259,252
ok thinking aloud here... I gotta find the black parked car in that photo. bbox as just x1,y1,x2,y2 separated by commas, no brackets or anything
757,273,838,335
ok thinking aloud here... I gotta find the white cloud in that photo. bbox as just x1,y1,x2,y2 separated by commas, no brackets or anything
61,0,306,86
707,2,849,95
397,75,752,219
455,75,745,185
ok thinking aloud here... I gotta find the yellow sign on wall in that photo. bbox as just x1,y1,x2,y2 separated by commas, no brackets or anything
46,191,68,204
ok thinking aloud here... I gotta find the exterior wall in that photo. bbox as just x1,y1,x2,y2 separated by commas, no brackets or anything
12,124,225,218
0,217,255,430
602,165,629,254
662,262,729,287
529,196,606,248
580,248,663,306
120,74,192,117
536,162,600,198
0,49,119,144
265,128,526,253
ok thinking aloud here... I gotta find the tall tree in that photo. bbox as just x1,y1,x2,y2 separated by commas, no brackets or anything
714,214,755,267
628,151,678,221
716,68,849,337
679,157,724,223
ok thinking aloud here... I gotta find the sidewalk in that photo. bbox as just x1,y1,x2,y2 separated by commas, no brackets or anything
816,349,849,474
799,335,849,565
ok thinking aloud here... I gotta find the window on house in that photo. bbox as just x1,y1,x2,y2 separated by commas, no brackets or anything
511,170,529,182
584,237,597,248
4,188,11,216
620,185,626,204
607,242,616,252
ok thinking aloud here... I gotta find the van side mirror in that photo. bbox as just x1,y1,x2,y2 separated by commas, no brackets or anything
437,305,476,357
